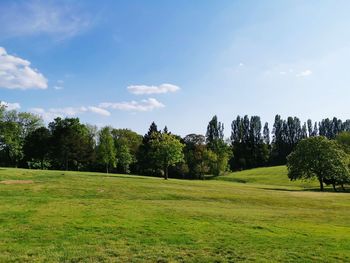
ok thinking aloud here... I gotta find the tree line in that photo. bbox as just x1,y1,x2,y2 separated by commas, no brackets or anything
1,104,350,182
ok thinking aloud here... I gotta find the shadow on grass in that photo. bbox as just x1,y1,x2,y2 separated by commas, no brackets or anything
261,187,350,193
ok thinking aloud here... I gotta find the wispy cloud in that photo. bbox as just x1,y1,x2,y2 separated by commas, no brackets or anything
99,98,165,112
29,105,110,121
53,86,63,90
0,101,21,111
127,83,180,95
0,47,48,89
296,69,312,77
0,1,92,40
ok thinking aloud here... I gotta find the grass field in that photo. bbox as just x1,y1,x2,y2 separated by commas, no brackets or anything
0,166,349,262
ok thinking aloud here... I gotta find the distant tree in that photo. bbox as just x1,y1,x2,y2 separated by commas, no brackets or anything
183,134,209,179
137,122,161,175
23,127,51,169
117,144,133,173
206,116,230,175
150,133,184,179
287,136,350,191
263,122,270,145
0,120,22,167
97,127,116,173
112,128,142,173
49,118,94,170
336,132,350,154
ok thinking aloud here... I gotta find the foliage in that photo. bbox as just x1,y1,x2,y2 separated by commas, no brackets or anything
97,126,116,173
23,127,51,169
230,115,269,170
150,132,184,179
206,115,230,176
49,118,95,170
287,136,350,191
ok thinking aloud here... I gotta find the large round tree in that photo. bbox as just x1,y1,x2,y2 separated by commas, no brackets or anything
287,136,349,191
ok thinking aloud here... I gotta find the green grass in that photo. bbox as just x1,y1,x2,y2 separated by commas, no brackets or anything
0,166,349,262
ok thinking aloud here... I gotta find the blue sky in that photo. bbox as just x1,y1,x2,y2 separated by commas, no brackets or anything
1,0,350,136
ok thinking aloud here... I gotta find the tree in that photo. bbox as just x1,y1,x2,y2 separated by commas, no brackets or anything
150,133,184,179
206,115,224,150
49,118,95,170
97,127,116,173
23,127,51,169
137,122,161,175
205,115,230,175
336,132,350,154
117,144,133,173
287,136,349,191
111,128,142,173
263,122,270,145
183,134,209,179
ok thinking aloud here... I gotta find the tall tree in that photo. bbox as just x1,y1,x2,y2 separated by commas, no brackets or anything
23,127,51,169
206,116,230,175
183,134,209,179
97,127,116,173
137,122,161,175
263,122,270,145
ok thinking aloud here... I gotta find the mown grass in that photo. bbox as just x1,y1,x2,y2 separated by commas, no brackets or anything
0,166,349,262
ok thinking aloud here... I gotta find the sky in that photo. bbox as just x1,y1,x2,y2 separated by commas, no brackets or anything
1,0,350,137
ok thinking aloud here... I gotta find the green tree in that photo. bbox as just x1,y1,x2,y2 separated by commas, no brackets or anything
117,144,133,173
112,128,142,173
336,132,350,154
23,127,51,169
206,115,230,175
49,118,94,170
287,136,349,191
97,127,116,173
183,134,209,179
150,133,184,179
137,122,161,175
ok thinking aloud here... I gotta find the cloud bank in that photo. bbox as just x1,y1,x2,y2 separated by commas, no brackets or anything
0,47,48,90
100,98,165,112
30,106,110,121
127,83,180,95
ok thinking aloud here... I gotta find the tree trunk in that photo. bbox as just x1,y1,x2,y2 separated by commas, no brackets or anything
41,158,44,170
332,183,337,192
164,166,168,180
106,163,109,174
341,184,345,191
319,178,324,191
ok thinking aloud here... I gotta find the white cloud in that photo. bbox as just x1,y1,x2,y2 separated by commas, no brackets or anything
99,98,165,112
87,106,111,116
0,101,21,111
296,69,312,77
0,47,48,90
239,62,244,67
29,106,111,121
127,83,180,95
0,1,91,40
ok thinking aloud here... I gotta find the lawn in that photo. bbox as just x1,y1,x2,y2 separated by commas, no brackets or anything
0,166,349,262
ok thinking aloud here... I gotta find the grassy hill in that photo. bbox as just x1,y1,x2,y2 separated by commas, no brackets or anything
0,167,349,262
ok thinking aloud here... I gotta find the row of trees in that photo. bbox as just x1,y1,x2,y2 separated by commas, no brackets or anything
230,115,350,170
1,103,350,180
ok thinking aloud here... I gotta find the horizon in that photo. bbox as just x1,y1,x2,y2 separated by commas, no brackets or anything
1,0,350,137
